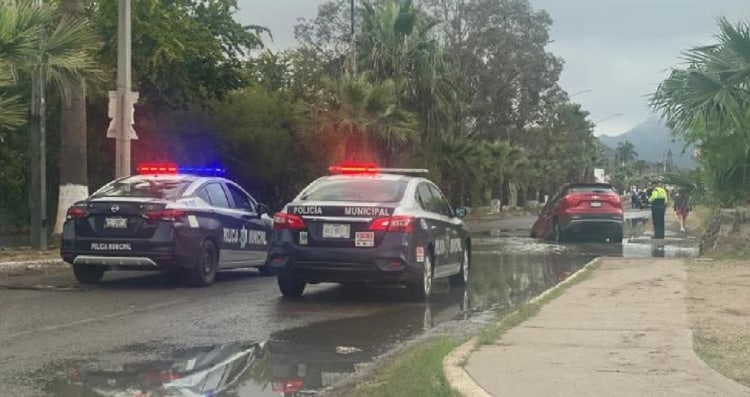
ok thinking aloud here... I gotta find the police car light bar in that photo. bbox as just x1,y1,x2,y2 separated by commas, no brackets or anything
328,164,429,175
136,162,226,176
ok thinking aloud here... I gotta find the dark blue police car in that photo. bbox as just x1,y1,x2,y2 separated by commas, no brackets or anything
60,163,273,286
269,165,471,300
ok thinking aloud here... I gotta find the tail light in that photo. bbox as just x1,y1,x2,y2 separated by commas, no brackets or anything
272,378,304,393
369,215,414,233
66,206,86,219
273,212,306,230
143,209,185,221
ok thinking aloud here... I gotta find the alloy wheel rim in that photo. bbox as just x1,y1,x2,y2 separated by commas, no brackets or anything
423,255,432,296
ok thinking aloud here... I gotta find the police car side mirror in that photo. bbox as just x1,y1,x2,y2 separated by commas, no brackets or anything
258,203,270,215
453,206,468,218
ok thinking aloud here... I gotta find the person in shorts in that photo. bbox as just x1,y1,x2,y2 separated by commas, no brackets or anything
673,191,691,233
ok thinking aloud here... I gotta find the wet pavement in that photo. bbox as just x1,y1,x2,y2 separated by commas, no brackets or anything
0,216,699,397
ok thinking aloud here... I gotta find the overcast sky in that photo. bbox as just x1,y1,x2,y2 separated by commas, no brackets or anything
235,0,748,136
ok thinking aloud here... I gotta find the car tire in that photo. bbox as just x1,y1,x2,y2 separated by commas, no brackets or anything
186,239,218,287
278,274,306,298
611,229,623,244
408,250,434,301
450,248,470,287
73,265,105,284
258,264,273,277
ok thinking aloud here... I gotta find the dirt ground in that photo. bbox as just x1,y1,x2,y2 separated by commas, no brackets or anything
670,206,750,387
0,247,60,262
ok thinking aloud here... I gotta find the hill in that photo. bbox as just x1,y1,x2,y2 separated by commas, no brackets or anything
598,116,695,169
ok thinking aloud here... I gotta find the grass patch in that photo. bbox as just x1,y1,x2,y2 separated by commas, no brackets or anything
353,337,462,397
0,247,60,262
687,260,750,387
477,258,601,346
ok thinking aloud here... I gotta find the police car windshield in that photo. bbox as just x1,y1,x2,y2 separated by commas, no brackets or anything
300,179,407,202
92,177,191,200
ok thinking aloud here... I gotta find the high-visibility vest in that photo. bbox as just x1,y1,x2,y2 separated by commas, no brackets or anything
649,187,668,203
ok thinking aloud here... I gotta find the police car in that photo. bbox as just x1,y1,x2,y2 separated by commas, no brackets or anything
60,163,273,286
269,165,471,300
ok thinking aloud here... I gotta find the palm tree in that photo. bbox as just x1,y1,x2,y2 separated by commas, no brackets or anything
296,73,418,165
651,17,750,204
54,0,95,235
0,0,99,240
615,141,637,165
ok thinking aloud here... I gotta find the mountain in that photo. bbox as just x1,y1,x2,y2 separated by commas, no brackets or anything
598,116,695,169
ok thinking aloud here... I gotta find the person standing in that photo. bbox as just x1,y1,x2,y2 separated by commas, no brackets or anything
673,191,691,233
649,181,668,239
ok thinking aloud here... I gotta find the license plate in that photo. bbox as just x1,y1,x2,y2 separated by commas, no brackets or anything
590,201,602,208
322,223,350,239
355,232,375,247
104,217,128,229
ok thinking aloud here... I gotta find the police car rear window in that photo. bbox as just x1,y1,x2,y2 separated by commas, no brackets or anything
92,178,191,200
300,179,407,202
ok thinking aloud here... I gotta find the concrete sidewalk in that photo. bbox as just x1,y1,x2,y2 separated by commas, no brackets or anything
463,258,750,396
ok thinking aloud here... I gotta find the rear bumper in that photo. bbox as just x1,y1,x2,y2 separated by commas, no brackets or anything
59,221,204,270
561,213,623,233
269,231,421,284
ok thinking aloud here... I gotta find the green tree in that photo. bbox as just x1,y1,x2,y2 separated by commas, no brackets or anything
652,17,750,205
615,141,637,165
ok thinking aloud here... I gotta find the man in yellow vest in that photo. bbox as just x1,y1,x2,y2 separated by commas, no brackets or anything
649,180,669,239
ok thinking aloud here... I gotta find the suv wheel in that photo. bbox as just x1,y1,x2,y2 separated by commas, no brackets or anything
73,265,105,284
408,251,434,301
450,248,469,287
187,239,218,287
278,274,306,297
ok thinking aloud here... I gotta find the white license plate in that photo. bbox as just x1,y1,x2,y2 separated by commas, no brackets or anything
322,223,350,239
104,217,128,229
590,201,602,208
355,232,375,247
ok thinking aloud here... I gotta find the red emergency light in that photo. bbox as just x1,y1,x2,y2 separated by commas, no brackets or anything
136,162,177,174
328,163,379,175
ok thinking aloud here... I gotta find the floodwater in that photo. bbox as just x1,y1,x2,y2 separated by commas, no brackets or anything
37,231,699,397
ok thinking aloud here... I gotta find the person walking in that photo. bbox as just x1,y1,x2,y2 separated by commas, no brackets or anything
649,181,669,239
673,190,691,233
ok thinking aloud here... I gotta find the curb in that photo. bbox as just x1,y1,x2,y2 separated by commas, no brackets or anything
0,259,66,274
442,257,603,397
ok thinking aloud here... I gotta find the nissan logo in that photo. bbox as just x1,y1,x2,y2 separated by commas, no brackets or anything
110,205,120,213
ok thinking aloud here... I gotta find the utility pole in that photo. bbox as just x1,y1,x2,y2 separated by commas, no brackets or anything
115,0,134,178
30,0,46,249
350,0,356,78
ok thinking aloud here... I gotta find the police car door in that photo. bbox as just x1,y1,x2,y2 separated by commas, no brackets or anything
427,184,464,275
415,183,452,276
225,182,269,266
202,182,244,267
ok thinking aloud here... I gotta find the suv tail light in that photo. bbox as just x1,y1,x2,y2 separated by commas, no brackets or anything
369,215,414,233
143,209,185,221
274,212,306,230
66,206,87,219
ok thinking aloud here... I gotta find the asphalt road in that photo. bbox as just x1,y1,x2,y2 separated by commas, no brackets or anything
0,213,691,396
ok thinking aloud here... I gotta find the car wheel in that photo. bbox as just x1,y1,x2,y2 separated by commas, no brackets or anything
187,239,218,287
611,229,623,244
408,250,434,301
278,274,306,298
450,248,470,287
73,265,105,284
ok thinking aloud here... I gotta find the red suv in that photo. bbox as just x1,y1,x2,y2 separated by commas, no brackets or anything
530,183,623,243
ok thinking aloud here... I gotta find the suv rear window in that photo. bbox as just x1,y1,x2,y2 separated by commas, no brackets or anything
300,178,407,203
92,177,190,200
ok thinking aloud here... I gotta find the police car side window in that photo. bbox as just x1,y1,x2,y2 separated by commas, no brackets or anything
196,187,212,205
416,184,436,212
227,184,255,212
205,183,230,208
428,184,453,217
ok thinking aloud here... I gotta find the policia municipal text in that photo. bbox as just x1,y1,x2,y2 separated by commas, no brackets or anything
649,181,669,239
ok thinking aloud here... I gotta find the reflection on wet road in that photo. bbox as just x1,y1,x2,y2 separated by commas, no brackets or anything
7,224,700,396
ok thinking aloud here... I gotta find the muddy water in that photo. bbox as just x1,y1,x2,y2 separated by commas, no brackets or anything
39,234,698,397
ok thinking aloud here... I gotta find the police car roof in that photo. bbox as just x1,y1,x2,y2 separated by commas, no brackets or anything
120,174,223,183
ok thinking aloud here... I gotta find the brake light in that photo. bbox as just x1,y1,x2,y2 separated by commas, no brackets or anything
66,206,86,219
143,209,185,221
369,215,414,233
273,212,306,230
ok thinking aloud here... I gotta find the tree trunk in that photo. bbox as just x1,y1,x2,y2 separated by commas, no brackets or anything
53,0,89,235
